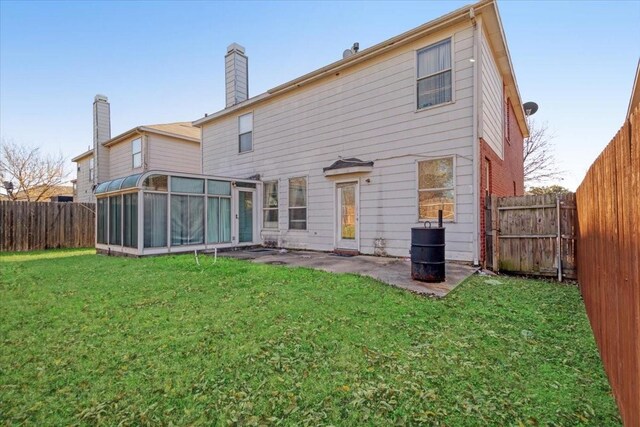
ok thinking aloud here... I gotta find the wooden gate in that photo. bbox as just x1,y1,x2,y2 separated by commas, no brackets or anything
485,193,577,280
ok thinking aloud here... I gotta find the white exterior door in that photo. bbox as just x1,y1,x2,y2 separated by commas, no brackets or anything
335,182,359,251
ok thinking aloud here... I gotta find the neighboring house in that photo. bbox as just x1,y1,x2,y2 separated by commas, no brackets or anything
95,0,528,263
192,0,528,263
71,95,201,203
4,185,74,202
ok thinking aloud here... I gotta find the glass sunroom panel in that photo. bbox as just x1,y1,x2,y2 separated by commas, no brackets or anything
144,193,167,247
208,180,231,196
97,198,108,244
121,174,142,190
123,193,138,248
220,198,231,242
108,178,125,192
171,177,204,194
109,196,121,245
143,175,168,191
171,195,204,245
207,197,220,243
95,182,110,194
188,196,204,245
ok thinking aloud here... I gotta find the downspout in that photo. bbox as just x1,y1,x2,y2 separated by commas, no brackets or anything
470,7,480,266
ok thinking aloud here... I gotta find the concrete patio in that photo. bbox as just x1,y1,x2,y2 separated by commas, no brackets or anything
218,248,477,297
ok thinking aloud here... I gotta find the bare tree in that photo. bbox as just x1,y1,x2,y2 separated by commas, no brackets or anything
523,118,564,185
0,139,69,201
527,185,571,196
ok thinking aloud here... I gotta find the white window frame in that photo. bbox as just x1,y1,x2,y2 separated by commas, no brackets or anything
416,156,456,222
415,37,454,111
262,180,278,229
238,112,253,153
288,176,307,231
89,158,95,181
132,137,142,168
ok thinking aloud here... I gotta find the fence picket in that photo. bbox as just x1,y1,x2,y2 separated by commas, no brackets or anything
0,201,95,252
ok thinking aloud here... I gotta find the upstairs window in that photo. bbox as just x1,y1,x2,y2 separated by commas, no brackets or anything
132,137,142,168
417,39,452,109
418,157,455,220
288,177,307,230
89,158,95,181
263,181,278,229
239,113,253,153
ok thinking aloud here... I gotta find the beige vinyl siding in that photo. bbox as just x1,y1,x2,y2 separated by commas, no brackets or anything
108,135,144,179
74,155,95,203
480,28,504,158
147,134,201,174
202,23,476,260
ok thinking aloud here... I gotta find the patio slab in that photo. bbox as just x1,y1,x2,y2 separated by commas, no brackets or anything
218,248,477,297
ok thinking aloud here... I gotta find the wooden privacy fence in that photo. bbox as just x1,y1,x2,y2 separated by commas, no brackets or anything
0,201,95,252
485,193,577,280
575,106,639,426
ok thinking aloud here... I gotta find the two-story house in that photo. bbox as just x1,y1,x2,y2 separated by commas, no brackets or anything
193,0,528,264
72,95,201,203
94,0,528,265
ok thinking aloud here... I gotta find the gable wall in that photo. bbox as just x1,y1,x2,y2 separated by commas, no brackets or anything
202,22,477,260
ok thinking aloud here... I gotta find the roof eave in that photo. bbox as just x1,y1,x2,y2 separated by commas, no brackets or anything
71,149,94,162
481,1,529,137
103,127,200,147
193,0,490,127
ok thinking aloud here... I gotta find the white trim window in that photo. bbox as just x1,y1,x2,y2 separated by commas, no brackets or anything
89,157,95,181
288,177,307,230
132,137,142,168
417,38,452,109
418,157,455,220
238,113,253,153
263,181,278,229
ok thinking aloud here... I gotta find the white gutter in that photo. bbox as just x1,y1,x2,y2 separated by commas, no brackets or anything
471,9,480,266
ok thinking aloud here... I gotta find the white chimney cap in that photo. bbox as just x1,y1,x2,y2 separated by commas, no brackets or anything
94,94,109,102
227,43,245,54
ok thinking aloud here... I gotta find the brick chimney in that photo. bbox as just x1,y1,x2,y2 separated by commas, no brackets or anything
225,43,248,108
93,94,111,183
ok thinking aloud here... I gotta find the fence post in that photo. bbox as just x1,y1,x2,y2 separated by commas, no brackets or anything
556,195,563,282
491,195,499,272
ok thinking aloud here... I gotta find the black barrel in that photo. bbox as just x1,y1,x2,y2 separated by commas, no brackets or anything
411,213,445,282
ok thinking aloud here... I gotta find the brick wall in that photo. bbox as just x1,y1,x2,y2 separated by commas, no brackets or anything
479,97,525,264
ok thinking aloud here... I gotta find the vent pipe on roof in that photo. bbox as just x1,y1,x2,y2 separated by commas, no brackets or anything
225,43,249,108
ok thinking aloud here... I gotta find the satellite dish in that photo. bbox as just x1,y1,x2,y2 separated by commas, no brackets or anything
523,101,538,116
342,49,353,59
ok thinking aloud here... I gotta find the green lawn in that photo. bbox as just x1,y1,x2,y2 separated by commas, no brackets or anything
0,249,619,426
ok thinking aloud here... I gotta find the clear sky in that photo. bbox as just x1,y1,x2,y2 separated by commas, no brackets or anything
1,0,639,190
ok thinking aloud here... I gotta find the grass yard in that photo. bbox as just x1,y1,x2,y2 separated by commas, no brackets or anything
0,249,619,426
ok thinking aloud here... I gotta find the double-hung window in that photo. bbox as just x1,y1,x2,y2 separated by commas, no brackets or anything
418,157,455,220
132,137,142,168
288,177,307,230
238,113,253,153
417,39,452,109
263,181,278,229
89,158,95,181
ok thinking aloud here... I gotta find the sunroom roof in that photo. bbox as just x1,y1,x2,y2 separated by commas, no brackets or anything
93,171,260,196
95,173,143,194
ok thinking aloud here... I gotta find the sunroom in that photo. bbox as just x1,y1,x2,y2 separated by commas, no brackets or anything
94,171,261,256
